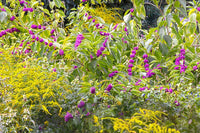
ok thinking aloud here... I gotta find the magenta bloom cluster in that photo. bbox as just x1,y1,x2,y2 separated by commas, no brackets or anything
142,54,160,78
127,47,138,76
59,49,64,56
64,112,73,122
197,7,200,12
19,0,28,5
174,100,180,106
75,34,84,49
124,26,128,35
31,24,46,30
113,24,118,30
96,37,108,57
95,24,104,29
106,84,113,92
78,100,85,108
23,8,33,12
174,49,187,73
0,7,6,11
90,87,96,94
193,62,199,71
10,16,15,21
108,71,119,78
99,31,110,36
139,86,149,91
135,79,141,86
0,28,20,37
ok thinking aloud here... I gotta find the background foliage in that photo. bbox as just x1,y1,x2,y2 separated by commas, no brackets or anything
0,0,200,132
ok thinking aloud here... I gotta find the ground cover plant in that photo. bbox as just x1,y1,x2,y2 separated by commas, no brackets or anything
0,0,200,132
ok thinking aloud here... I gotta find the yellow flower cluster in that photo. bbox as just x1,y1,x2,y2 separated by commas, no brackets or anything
90,4,123,24
0,48,70,131
97,109,180,133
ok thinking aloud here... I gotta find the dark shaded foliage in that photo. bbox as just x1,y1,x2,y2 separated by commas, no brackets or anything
1,0,199,30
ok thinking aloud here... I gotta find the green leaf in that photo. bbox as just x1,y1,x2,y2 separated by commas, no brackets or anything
91,0,95,5
47,50,53,61
0,12,7,22
39,44,45,57
123,13,131,23
54,0,61,8
178,0,186,10
166,13,173,26
159,43,168,56
163,35,172,47
49,1,55,9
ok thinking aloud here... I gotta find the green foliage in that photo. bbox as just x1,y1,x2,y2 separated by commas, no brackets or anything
0,0,200,132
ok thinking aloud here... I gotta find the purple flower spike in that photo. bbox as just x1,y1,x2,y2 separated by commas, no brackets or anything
197,7,200,12
124,27,128,32
107,105,110,108
10,16,15,21
74,66,78,69
144,59,149,63
40,38,44,43
106,84,113,92
143,54,148,59
31,24,37,29
36,36,39,41
23,8,28,12
109,73,115,78
134,47,139,50
174,100,180,106
193,66,198,71
42,26,46,30
130,54,135,58
114,71,118,73
132,50,136,54
45,42,48,45
86,112,90,116
90,87,96,94
130,8,134,12
88,16,92,20
53,68,56,72
129,59,134,63
38,25,41,29
59,49,64,56
92,19,95,23
144,63,149,68
174,66,179,70
49,42,53,47
128,68,132,72
96,24,100,28
113,24,118,30
28,8,33,12
128,64,133,68
75,34,84,49
29,30,34,35
100,46,105,51
90,54,93,59
20,1,25,4
32,35,35,39
128,72,132,76
64,112,73,122
50,29,55,34
78,101,85,108
169,88,173,93
96,50,102,57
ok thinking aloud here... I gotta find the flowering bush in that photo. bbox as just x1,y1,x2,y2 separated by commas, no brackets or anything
0,0,200,132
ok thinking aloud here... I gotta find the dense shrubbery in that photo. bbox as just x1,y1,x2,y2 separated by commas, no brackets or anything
0,0,200,132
